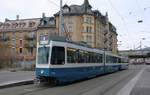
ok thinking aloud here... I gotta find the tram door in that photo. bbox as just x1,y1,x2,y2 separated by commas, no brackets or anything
50,46,65,65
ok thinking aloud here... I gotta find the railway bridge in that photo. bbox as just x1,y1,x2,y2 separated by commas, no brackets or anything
119,50,150,64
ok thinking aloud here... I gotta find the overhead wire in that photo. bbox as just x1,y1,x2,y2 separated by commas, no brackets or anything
107,0,129,33
107,0,125,22
135,0,144,22
47,0,59,7
64,0,71,4
107,0,131,49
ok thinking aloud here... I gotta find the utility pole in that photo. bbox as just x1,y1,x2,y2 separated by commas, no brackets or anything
59,0,63,37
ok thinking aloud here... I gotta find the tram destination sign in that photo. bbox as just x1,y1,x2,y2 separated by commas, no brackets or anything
39,35,49,45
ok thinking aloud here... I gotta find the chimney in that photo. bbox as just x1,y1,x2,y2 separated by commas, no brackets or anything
5,18,9,22
105,12,108,17
16,15,19,20
42,13,46,18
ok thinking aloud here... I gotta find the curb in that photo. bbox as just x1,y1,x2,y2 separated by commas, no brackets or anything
0,79,34,89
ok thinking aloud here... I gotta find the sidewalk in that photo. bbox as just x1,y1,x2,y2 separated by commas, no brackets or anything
0,70,35,89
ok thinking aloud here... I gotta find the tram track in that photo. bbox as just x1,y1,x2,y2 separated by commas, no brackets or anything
77,69,137,95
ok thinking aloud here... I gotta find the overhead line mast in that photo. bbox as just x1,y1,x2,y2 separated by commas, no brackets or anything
59,0,63,37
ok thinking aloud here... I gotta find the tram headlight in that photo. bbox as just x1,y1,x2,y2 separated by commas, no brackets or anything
41,70,44,74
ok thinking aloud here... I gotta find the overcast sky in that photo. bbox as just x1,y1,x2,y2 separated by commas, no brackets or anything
0,0,150,50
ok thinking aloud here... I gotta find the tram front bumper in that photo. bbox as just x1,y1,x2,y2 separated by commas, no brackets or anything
36,68,50,77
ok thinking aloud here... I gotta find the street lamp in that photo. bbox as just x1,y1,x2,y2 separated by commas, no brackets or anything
140,38,146,65
140,38,146,50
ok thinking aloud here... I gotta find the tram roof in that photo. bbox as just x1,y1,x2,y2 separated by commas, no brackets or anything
51,40,124,58
51,40,95,49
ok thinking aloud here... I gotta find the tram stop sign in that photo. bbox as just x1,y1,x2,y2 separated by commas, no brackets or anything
39,35,49,45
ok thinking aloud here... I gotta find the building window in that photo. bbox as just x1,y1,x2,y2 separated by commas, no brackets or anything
3,32,7,38
82,17,84,23
98,24,100,33
29,22,35,27
3,32,8,40
89,17,92,24
82,26,84,32
19,48,22,54
12,32,15,39
68,17,73,24
82,35,84,41
12,48,15,55
86,26,92,33
86,17,89,23
86,35,92,42
68,26,73,32
28,47,33,56
87,8,91,13
12,40,15,46
63,8,69,13
20,40,22,46
86,17,92,24
19,32,23,38
89,26,92,33
28,31,34,38
86,26,89,32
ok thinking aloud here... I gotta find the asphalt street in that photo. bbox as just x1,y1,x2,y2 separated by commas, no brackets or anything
0,65,149,95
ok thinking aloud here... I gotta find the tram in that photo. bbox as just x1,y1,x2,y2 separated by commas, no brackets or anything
35,37,128,84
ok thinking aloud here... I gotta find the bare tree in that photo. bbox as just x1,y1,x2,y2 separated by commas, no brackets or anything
0,39,11,69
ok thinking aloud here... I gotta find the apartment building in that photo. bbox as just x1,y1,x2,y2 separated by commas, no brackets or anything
54,0,118,53
0,17,40,56
0,0,118,56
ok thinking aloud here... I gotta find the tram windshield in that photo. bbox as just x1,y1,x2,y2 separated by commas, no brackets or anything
37,47,50,64
51,46,65,65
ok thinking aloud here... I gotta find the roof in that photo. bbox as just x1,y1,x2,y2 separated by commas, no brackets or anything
109,22,117,35
55,0,93,16
38,17,56,28
0,18,41,32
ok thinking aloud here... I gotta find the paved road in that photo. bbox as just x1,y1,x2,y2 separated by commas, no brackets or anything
0,65,149,95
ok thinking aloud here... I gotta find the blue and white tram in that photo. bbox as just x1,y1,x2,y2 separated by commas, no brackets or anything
35,40,128,84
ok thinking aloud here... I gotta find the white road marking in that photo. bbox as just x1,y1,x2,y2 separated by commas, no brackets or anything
116,67,146,95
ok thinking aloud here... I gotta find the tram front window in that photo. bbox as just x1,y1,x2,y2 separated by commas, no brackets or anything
51,46,65,65
37,47,50,64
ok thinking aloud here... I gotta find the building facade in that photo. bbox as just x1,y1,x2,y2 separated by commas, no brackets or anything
0,17,40,56
54,0,118,53
0,0,118,57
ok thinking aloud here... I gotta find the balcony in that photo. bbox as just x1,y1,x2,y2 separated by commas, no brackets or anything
109,39,113,44
103,30,108,35
104,38,108,43
109,41,113,46
109,34,113,38
24,41,34,48
0,36,10,41
24,35,34,40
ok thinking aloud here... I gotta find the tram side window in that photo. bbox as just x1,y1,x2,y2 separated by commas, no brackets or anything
89,52,102,63
67,48,103,64
106,56,110,63
67,48,77,63
51,46,65,65
78,50,89,63
96,54,103,63
106,56,117,63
